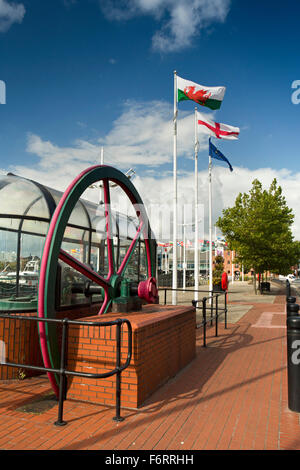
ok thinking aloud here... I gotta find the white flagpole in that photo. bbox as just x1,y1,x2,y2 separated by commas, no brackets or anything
194,107,199,301
208,138,213,298
172,70,178,305
100,147,104,205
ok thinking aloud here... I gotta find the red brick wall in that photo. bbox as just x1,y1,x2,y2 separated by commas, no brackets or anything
66,305,196,409
0,312,44,380
0,303,102,381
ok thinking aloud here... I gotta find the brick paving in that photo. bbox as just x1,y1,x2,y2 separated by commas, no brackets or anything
0,285,300,451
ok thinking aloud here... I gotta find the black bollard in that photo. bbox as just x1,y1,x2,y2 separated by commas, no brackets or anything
287,316,300,412
286,279,291,299
287,303,299,318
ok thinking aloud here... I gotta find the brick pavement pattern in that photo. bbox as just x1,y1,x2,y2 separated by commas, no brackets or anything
0,289,300,450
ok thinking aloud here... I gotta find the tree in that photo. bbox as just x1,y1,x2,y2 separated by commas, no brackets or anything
216,178,300,294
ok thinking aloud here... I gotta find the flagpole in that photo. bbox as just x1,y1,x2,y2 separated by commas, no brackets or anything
208,138,213,299
100,146,104,204
172,70,178,305
194,107,199,301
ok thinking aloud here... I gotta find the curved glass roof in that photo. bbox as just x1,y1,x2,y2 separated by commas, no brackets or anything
0,174,50,219
0,173,139,237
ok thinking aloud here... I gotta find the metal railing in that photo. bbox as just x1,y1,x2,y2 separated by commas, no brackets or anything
192,293,228,347
159,287,213,306
158,287,228,347
0,313,132,426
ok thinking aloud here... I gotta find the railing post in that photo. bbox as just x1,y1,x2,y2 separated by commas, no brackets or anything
113,319,124,422
210,295,213,326
55,318,68,427
203,297,207,347
164,289,167,306
224,291,228,329
215,294,219,338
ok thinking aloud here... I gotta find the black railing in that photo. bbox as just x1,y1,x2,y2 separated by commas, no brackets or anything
159,287,213,306
158,287,228,347
192,293,228,347
0,314,132,426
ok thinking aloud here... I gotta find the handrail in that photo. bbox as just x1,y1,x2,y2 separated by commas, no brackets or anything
0,313,132,426
157,286,228,346
192,292,228,347
159,286,218,306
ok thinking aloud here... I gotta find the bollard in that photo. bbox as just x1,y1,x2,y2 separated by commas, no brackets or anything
287,316,300,412
287,303,299,318
286,279,291,299
287,296,296,305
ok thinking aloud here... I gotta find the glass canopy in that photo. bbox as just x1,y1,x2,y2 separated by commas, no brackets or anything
0,173,148,311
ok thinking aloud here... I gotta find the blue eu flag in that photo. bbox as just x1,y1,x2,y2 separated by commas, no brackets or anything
209,138,233,172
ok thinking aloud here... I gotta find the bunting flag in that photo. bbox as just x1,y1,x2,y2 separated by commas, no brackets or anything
209,139,233,172
177,75,226,110
197,112,240,140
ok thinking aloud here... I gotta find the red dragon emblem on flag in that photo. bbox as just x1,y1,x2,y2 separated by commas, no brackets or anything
184,86,211,105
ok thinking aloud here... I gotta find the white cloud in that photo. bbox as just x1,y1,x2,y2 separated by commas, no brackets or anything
99,0,231,52
22,100,211,178
0,0,25,33
8,99,300,241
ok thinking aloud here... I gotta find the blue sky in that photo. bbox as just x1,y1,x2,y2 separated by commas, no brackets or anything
0,0,300,238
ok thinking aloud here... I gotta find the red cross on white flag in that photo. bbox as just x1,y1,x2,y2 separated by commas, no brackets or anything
197,112,240,140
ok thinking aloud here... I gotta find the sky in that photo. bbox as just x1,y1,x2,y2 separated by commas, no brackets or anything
0,0,300,241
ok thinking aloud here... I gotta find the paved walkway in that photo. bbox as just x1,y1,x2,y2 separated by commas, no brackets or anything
0,282,300,451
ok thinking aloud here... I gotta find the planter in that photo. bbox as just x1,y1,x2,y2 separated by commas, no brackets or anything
213,282,223,292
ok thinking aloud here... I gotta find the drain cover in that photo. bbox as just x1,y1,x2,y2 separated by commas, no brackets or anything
16,393,57,414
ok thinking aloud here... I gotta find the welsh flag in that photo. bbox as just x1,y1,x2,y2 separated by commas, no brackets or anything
197,112,240,140
177,75,226,110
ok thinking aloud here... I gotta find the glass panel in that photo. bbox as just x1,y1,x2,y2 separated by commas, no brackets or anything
0,218,20,231
0,176,49,218
60,230,101,307
59,260,90,307
120,241,139,282
26,196,49,219
0,229,18,299
68,201,90,228
63,225,85,247
21,219,49,236
139,240,148,281
118,214,139,240
62,228,89,264
0,230,45,301
45,186,63,207
19,233,44,297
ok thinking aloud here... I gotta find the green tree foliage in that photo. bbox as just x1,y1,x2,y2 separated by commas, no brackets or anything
216,178,300,293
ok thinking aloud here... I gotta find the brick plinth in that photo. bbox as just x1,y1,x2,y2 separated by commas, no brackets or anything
0,303,102,381
66,305,196,409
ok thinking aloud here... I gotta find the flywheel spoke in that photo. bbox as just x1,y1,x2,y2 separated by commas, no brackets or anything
59,248,110,290
103,179,116,277
117,221,144,276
